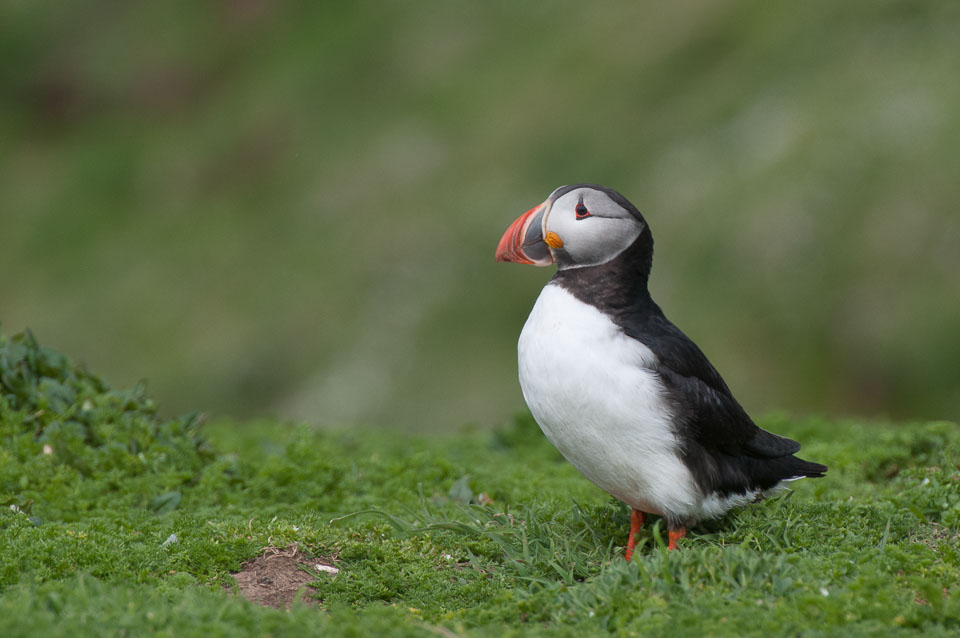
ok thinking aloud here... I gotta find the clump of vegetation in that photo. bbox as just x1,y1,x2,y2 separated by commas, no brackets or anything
1,329,959,636
1,329,212,523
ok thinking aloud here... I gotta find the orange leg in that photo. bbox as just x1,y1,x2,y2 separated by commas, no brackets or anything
667,527,686,550
625,509,646,561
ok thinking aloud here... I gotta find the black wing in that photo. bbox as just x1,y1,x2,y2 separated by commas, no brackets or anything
629,313,828,498
628,313,801,459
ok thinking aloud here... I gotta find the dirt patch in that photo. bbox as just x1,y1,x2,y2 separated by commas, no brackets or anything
227,544,338,609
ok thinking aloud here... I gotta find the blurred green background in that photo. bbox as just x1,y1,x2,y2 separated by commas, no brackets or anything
2,1,958,431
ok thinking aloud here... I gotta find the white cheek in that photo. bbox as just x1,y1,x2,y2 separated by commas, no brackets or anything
551,217,641,268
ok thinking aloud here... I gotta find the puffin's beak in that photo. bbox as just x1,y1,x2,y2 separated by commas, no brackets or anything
495,201,554,266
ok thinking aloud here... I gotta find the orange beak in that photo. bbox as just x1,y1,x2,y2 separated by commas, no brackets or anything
495,201,553,266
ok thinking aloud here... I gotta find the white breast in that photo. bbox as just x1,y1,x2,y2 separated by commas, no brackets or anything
518,283,702,521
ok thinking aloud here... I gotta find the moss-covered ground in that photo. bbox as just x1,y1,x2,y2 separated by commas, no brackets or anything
2,329,959,636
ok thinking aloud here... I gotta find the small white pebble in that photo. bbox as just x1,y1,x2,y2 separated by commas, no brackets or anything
316,564,339,575
921,478,931,487
42,444,53,455
820,587,829,597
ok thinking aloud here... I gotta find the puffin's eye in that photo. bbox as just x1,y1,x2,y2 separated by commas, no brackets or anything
575,202,591,220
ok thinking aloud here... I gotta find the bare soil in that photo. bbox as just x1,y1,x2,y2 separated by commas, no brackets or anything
227,544,337,609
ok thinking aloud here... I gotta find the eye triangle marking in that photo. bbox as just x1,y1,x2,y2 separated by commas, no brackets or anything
575,197,591,220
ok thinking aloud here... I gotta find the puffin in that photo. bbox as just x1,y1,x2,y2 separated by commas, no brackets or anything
496,184,827,559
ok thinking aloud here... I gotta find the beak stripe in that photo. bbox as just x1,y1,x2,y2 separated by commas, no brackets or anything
495,201,554,266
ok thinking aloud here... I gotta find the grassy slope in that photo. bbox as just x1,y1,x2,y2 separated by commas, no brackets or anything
2,331,960,637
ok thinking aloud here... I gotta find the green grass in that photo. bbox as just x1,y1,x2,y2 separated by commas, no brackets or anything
2,330,960,636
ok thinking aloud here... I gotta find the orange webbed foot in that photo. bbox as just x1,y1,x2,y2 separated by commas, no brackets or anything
667,527,686,551
624,509,646,561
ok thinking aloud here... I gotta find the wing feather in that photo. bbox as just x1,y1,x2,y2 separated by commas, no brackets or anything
627,314,800,459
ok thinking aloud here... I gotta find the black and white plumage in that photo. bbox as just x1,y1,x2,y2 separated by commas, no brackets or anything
496,184,826,555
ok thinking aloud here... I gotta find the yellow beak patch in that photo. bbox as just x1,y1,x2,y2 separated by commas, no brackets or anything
545,232,564,249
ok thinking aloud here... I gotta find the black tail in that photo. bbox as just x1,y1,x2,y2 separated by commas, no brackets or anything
783,455,828,479
683,441,829,496
732,453,827,492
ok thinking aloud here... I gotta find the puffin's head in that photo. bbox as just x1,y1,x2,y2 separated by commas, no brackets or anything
496,184,649,270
